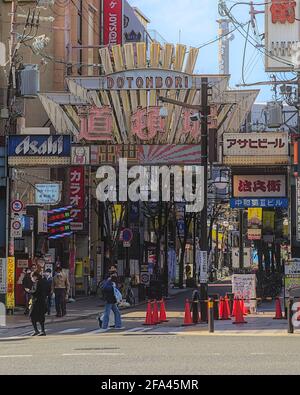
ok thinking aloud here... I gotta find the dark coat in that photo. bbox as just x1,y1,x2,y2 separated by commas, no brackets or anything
29,278,47,323
102,279,117,304
22,273,33,291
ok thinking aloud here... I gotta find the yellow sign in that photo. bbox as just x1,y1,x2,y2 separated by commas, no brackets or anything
113,204,123,225
263,211,275,234
6,257,15,309
75,260,83,278
248,208,263,227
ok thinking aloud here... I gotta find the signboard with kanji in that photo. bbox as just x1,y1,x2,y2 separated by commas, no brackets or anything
6,257,15,309
233,175,287,198
265,0,300,71
223,132,289,165
69,167,85,231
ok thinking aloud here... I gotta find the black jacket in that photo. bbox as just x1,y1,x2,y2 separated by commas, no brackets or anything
29,279,47,322
22,273,33,291
102,279,117,304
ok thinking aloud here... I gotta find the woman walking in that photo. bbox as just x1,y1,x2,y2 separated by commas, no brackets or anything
25,271,47,336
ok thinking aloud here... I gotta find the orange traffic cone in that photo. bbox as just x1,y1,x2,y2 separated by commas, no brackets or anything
233,299,248,325
225,296,231,318
220,297,230,321
273,298,284,320
152,300,160,324
232,298,238,317
219,297,224,320
159,299,168,323
182,299,194,326
143,301,154,326
241,299,248,316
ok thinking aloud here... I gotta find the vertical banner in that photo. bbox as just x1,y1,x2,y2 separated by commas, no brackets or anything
248,208,263,240
103,0,123,46
296,178,300,241
263,211,275,235
69,167,85,231
0,258,6,294
6,257,15,309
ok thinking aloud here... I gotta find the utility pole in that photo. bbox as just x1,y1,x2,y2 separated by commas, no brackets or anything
199,77,209,322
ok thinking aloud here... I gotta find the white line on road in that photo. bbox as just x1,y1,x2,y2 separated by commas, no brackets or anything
0,355,32,358
59,328,83,334
62,353,125,357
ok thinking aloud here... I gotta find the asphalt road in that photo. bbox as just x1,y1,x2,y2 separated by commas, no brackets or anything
1,333,300,375
7,284,299,375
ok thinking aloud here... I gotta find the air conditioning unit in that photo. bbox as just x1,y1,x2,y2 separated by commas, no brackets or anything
266,101,283,129
17,64,40,98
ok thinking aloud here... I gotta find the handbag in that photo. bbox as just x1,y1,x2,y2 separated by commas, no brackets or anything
113,285,123,304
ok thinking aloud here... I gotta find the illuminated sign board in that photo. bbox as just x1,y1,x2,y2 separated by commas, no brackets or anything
47,206,73,240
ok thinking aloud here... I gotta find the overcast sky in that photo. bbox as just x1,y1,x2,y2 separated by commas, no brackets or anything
129,0,288,102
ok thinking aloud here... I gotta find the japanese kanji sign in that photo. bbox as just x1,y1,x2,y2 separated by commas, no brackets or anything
103,0,123,46
78,106,113,142
69,167,85,231
265,0,300,71
233,175,286,198
223,132,289,158
131,107,166,141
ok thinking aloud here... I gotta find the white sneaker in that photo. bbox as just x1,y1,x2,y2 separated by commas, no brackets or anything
98,328,110,333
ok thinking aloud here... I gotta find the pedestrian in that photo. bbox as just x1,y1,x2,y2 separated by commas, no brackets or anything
25,271,47,336
52,266,70,317
99,273,124,333
43,269,53,315
22,268,33,315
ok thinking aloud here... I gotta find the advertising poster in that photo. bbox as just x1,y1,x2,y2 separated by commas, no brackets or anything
248,208,263,240
285,260,300,299
103,0,123,46
263,211,275,235
232,274,257,311
69,167,85,231
6,257,15,309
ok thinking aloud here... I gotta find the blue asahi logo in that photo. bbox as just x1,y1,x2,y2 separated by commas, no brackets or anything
15,136,64,156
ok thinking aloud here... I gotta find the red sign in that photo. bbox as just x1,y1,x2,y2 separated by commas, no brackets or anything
79,106,113,142
69,167,85,231
103,0,123,46
131,107,166,140
270,0,296,24
233,175,286,198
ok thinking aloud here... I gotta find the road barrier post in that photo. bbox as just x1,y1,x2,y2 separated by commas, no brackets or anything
208,298,215,333
288,298,294,334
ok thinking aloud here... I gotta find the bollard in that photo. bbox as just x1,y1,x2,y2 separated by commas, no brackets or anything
208,298,215,333
288,298,294,334
192,300,199,324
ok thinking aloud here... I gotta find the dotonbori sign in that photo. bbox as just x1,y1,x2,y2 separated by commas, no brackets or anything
103,0,123,46
98,69,193,91
265,0,300,71
8,135,71,166
223,132,289,165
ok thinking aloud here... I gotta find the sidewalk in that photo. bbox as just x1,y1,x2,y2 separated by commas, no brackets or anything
3,288,191,330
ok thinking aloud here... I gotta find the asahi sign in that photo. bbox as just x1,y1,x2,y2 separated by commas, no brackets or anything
8,135,71,166
98,69,193,91
223,132,289,165
265,0,300,71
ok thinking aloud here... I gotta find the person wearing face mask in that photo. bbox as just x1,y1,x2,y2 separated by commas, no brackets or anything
25,271,47,336
52,266,70,318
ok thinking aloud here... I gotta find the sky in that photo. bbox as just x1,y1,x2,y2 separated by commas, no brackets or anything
129,0,282,102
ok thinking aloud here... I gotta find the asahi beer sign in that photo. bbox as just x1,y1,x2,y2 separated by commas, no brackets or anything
8,135,71,166
265,0,300,71
224,132,289,159
98,69,193,91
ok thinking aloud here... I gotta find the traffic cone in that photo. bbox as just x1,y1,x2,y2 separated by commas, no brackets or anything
232,298,238,317
152,300,160,324
273,298,284,320
182,299,194,326
143,301,154,326
220,297,230,321
233,299,248,325
159,299,168,323
225,296,231,318
241,299,248,316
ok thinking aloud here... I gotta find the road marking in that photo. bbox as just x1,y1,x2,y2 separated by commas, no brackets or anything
0,355,32,358
58,328,83,334
250,353,266,356
62,353,125,357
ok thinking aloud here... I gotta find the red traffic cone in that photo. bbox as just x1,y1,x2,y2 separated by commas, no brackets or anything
241,299,248,316
273,298,284,320
143,301,154,326
232,298,238,317
152,300,160,324
182,299,194,326
219,297,224,320
220,297,230,321
233,299,248,325
225,296,231,318
159,299,168,323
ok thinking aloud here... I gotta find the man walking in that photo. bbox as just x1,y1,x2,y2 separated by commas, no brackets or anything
43,269,53,315
99,273,124,333
52,266,70,317
22,268,33,315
